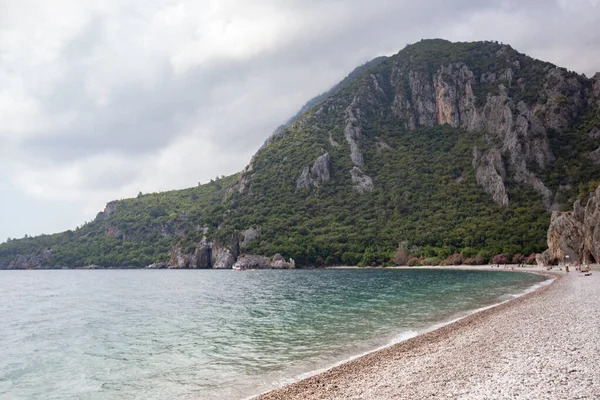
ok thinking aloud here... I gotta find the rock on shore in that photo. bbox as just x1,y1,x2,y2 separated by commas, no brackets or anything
541,185,600,264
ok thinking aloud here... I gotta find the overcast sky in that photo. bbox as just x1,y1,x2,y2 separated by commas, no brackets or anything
1,0,599,241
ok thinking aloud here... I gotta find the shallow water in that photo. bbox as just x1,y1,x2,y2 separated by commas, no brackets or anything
0,269,545,399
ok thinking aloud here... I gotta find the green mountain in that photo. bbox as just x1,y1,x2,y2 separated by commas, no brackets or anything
2,39,600,269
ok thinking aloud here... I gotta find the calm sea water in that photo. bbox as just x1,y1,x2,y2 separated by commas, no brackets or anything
0,269,546,399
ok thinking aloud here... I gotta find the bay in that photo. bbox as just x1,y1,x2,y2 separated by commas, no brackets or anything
0,269,546,399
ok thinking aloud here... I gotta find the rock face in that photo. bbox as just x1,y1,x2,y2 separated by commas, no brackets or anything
168,230,297,269
593,73,600,108
145,262,168,269
234,254,295,269
349,167,374,194
213,249,235,269
95,202,117,220
472,147,508,206
241,227,261,247
296,153,331,189
170,243,212,269
543,185,600,264
169,231,240,269
389,59,563,207
344,97,365,167
6,248,52,269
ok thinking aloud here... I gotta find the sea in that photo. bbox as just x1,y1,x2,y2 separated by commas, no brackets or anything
0,268,547,399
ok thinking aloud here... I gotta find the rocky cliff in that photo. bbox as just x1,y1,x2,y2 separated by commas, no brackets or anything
540,185,600,265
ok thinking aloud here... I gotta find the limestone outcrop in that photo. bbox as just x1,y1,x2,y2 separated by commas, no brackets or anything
169,243,212,269
6,248,53,269
542,185,600,264
387,59,568,207
472,147,508,206
168,229,297,269
344,98,365,167
241,227,261,247
169,232,240,269
234,254,295,269
350,167,374,194
296,153,331,189
593,73,600,108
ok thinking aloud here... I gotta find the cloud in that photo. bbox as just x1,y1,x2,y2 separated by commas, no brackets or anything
1,0,599,240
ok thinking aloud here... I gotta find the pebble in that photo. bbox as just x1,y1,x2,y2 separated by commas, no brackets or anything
255,267,600,400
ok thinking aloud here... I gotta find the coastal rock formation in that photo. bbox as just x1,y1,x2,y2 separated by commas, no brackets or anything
169,232,240,269
542,185,600,264
168,231,297,269
6,248,52,270
546,211,585,264
234,254,295,269
145,262,168,269
170,243,212,269
213,249,235,269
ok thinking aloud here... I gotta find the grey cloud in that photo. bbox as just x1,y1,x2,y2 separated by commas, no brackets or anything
21,0,509,162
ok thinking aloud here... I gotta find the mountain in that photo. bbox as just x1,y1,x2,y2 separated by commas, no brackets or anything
272,56,388,134
2,39,600,269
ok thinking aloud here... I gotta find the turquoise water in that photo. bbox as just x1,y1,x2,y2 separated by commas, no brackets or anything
0,269,546,399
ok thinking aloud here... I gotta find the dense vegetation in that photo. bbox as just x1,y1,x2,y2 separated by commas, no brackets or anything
2,39,599,269
0,175,239,268
222,122,550,267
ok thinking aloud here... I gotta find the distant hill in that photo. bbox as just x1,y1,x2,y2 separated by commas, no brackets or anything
2,39,600,269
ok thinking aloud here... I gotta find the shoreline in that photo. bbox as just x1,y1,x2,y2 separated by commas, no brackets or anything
247,268,554,398
254,266,600,399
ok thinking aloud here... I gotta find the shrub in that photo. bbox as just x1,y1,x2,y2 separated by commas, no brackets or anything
407,256,424,266
512,253,526,265
441,253,463,265
464,255,485,265
423,257,441,266
393,249,409,266
491,254,509,265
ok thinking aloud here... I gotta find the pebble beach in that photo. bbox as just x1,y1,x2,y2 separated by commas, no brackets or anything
255,266,600,399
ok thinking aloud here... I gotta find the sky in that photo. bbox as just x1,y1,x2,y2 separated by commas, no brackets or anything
1,0,599,241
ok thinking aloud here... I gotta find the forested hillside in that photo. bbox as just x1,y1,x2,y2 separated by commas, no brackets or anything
2,39,600,269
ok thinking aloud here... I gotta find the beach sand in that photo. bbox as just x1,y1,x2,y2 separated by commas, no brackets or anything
255,266,600,399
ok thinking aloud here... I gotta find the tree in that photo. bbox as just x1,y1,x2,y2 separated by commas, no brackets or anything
393,249,409,266
512,253,526,265
491,254,509,265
